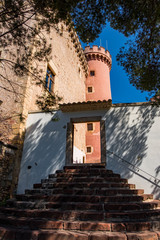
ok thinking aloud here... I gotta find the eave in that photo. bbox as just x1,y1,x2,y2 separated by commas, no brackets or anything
59,100,112,112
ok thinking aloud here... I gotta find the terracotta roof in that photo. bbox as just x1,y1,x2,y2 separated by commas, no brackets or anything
59,100,112,112
28,101,151,114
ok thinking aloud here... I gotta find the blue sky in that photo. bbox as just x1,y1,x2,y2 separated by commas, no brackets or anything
81,24,149,104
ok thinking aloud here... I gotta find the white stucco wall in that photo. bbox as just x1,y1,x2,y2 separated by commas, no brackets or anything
73,146,85,164
17,105,160,199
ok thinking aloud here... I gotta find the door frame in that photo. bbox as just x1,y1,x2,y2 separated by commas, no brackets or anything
65,116,106,165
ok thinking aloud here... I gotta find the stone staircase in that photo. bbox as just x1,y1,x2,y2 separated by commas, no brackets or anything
0,164,160,240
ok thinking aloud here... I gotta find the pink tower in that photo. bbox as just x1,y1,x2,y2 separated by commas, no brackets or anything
84,45,112,101
83,46,112,163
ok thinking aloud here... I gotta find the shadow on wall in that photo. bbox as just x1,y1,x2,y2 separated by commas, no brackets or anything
17,112,68,194
105,105,160,199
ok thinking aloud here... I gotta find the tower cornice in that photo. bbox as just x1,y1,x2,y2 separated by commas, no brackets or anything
84,45,112,70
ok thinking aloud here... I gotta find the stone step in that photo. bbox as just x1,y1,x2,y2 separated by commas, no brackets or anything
0,208,160,222
49,177,128,184
55,177,128,183
6,200,160,211
1,164,160,239
39,182,136,189
36,177,129,187
54,171,120,178
0,214,160,232
29,187,144,196
104,201,160,211
15,193,153,203
63,164,106,170
41,175,126,184
1,226,159,240
63,168,115,175
56,169,113,174
37,200,160,211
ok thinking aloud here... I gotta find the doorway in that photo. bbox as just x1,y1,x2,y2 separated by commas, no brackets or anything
65,117,106,165
73,122,101,164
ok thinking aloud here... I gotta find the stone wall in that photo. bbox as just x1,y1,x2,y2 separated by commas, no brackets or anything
0,37,34,199
0,22,87,200
0,141,18,202
22,23,87,114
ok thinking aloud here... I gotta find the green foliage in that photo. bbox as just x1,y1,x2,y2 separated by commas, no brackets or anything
117,35,159,94
71,0,108,42
51,117,60,122
19,113,25,122
111,0,160,96
36,91,62,111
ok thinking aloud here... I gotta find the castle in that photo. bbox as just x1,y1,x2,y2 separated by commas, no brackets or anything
0,23,160,202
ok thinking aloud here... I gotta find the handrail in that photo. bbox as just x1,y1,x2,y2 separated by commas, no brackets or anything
106,150,160,188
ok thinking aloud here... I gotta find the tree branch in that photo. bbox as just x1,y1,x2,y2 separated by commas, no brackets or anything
0,12,35,38
0,58,44,85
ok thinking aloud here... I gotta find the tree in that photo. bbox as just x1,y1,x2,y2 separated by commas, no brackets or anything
0,0,159,99
72,0,160,97
110,0,160,97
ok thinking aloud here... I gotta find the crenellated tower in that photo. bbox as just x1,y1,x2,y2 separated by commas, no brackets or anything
84,45,112,101
83,46,112,163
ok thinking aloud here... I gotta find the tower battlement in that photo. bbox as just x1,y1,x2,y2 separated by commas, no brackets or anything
84,45,112,102
84,45,112,69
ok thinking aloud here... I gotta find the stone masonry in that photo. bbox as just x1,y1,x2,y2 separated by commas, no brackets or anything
0,22,87,201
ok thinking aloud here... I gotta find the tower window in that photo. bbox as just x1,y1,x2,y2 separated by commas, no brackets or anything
88,86,93,93
87,123,93,131
45,66,55,93
86,146,92,153
90,71,95,76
